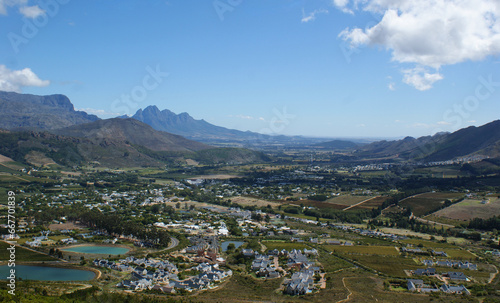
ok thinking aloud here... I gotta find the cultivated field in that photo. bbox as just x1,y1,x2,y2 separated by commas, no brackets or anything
0,241,57,262
399,192,464,217
229,196,281,208
350,196,390,210
326,195,375,206
349,255,421,277
0,154,14,163
289,200,346,210
432,198,500,221
325,245,400,256
262,240,311,251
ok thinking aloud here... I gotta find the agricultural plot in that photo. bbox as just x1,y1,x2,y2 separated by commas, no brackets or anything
399,192,463,217
290,200,345,210
262,240,310,251
0,241,57,262
349,255,421,277
326,195,374,206
432,198,500,221
229,196,281,208
325,245,400,256
400,238,457,249
350,196,390,210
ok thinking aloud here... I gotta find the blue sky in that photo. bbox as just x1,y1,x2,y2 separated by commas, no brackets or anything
1,0,499,138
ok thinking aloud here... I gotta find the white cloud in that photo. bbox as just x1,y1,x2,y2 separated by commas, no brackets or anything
76,108,122,117
437,121,451,126
301,8,328,23
19,5,44,18
0,65,50,92
388,82,395,90
0,0,28,15
337,0,500,90
229,114,257,120
332,0,353,14
402,67,443,91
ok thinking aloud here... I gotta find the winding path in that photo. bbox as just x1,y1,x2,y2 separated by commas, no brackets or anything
336,277,353,303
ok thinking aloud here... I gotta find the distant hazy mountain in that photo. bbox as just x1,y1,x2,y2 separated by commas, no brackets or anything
132,105,326,146
314,139,361,150
356,120,500,161
132,105,258,141
0,91,99,130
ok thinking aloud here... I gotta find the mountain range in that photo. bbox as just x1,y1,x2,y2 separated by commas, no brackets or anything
132,105,326,146
0,118,269,168
0,91,499,167
355,120,500,162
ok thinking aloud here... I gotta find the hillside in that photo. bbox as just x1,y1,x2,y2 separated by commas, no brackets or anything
53,118,209,153
0,118,271,168
356,120,500,161
0,91,99,130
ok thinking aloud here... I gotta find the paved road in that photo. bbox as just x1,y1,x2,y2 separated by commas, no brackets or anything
166,237,179,250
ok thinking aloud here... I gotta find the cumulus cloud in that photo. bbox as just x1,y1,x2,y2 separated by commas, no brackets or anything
0,65,50,92
19,5,44,18
337,0,500,89
0,0,45,17
332,0,353,14
402,67,443,91
301,8,328,23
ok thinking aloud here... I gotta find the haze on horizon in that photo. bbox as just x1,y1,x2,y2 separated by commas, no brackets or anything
0,0,499,139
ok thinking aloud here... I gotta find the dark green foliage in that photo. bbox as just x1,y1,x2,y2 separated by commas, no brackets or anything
468,216,500,231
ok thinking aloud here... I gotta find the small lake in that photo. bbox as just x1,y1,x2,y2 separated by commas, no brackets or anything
62,245,129,255
0,265,95,281
221,241,245,252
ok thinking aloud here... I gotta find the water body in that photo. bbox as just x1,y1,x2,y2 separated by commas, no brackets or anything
62,245,129,255
221,241,245,252
0,265,95,281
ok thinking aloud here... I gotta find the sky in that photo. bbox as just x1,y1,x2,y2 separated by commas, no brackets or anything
0,0,499,139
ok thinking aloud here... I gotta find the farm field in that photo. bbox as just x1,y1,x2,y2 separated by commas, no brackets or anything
229,196,281,208
262,240,311,251
399,192,464,217
400,238,458,249
289,199,346,210
421,214,465,227
0,241,57,262
325,245,400,256
349,255,421,277
325,195,375,206
432,198,500,221
350,196,390,210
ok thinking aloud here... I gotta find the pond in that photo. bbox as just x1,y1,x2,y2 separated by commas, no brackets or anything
221,241,245,252
0,265,95,281
62,245,129,255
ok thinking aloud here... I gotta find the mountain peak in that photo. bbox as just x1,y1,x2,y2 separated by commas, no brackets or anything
0,91,99,130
